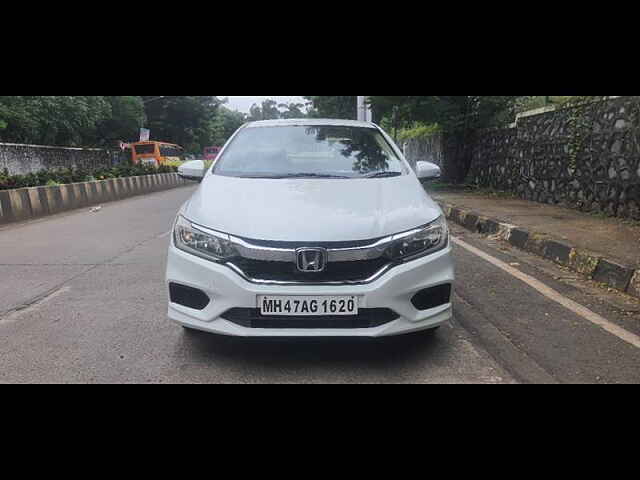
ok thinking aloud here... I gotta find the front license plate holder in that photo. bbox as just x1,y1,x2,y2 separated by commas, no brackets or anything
257,295,359,316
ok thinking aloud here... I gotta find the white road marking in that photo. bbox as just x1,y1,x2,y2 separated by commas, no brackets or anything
452,236,640,350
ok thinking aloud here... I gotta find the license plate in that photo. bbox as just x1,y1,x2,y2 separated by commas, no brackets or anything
258,295,359,316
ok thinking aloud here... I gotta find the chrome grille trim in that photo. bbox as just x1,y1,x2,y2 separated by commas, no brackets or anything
225,261,395,286
192,222,407,262
187,220,439,284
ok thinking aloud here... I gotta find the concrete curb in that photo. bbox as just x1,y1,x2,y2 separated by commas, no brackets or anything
0,173,189,226
439,201,640,300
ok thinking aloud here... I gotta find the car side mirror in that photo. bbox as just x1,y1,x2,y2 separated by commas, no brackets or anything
416,161,441,181
178,160,206,182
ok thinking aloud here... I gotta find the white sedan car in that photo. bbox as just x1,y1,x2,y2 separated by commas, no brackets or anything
167,119,454,337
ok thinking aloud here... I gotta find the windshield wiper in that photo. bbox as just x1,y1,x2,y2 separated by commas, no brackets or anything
365,171,402,178
271,173,351,179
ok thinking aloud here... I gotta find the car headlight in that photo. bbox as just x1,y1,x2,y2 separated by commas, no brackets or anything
385,216,448,261
173,215,238,262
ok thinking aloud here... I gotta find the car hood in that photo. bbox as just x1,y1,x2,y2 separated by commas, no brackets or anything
182,174,442,242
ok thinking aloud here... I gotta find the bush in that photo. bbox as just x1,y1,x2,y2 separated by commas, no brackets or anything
164,159,184,168
397,123,441,143
0,162,178,191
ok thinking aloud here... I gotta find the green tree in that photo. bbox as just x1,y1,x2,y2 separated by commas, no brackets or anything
278,102,307,119
97,96,146,145
247,99,281,121
304,96,357,119
261,99,280,120
0,96,34,141
248,103,264,121
0,96,238,155
142,96,223,153
210,106,247,145
0,101,10,131
0,96,112,146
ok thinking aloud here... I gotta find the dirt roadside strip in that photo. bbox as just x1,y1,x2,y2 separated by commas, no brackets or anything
0,173,191,226
439,201,640,300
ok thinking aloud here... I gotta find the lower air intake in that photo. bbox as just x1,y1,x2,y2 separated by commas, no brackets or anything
222,308,399,329
411,284,452,311
169,283,210,310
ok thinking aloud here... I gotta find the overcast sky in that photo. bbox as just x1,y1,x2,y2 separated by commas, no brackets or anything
223,96,307,113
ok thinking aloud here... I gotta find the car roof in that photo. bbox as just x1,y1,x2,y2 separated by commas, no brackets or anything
244,118,377,129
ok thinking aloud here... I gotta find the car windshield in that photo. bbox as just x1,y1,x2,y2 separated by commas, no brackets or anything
213,125,406,179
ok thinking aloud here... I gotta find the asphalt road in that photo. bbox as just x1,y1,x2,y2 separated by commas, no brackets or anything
1,185,638,383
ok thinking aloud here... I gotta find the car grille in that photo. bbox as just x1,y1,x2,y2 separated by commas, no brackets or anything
222,308,399,329
228,257,392,283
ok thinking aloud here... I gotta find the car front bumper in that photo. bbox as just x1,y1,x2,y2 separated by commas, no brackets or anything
166,243,455,337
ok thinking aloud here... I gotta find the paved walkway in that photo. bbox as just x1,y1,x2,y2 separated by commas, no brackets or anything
431,190,640,269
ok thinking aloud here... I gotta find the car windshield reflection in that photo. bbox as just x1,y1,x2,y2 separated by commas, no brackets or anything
213,125,406,179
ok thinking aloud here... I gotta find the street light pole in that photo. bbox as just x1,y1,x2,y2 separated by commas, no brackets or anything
357,96,372,122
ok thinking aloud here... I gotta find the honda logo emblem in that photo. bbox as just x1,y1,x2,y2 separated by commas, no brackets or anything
296,248,327,273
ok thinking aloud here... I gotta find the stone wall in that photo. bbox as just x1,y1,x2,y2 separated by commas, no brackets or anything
469,96,640,220
0,143,118,175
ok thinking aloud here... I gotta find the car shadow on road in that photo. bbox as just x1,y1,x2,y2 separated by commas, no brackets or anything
177,328,447,375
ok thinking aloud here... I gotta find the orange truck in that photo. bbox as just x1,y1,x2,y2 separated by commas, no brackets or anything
130,141,185,166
